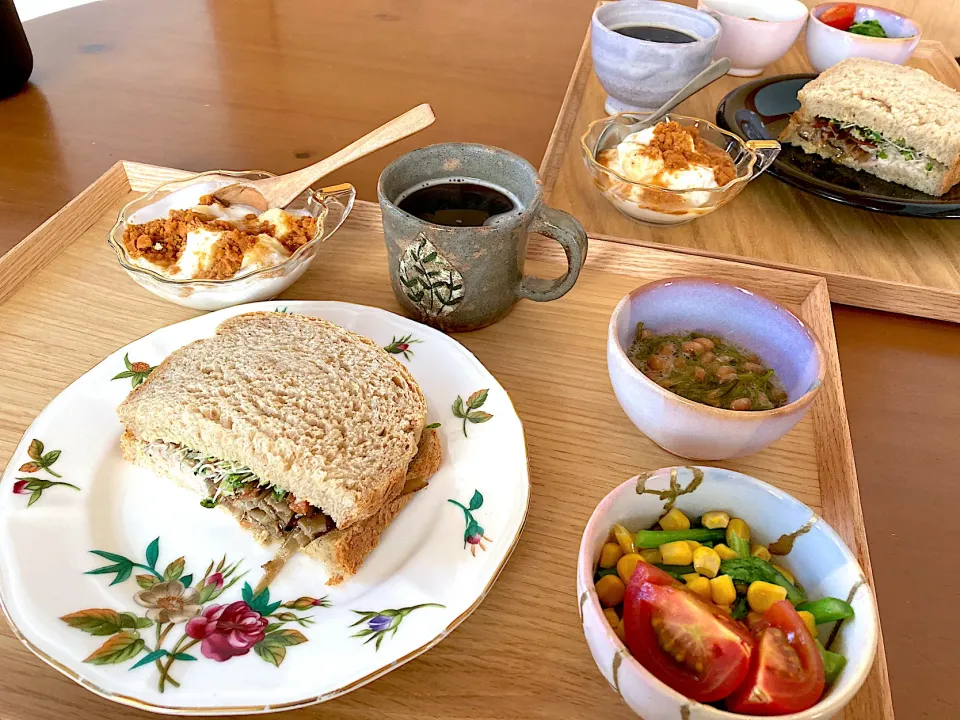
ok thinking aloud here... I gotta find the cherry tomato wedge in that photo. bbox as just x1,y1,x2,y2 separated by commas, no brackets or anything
726,600,826,715
623,563,754,703
819,3,856,30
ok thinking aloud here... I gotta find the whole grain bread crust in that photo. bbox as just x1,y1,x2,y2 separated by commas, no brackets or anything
796,58,960,169
117,312,428,529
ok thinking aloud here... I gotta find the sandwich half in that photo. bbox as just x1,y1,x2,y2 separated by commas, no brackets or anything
117,311,441,584
779,58,960,196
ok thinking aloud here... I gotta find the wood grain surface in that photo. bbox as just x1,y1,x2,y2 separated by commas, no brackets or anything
0,162,888,720
0,1,959,717
540,35,960,323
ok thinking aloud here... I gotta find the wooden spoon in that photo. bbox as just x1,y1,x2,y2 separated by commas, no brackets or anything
212,103,435,211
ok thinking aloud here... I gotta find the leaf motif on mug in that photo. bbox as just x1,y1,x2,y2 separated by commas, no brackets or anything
398,234,464,318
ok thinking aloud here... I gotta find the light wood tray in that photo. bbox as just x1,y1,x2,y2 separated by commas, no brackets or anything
540,28,960,324
0,162,891,720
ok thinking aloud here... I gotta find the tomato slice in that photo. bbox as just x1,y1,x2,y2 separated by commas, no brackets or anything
726,600,826,715
623,563,754,703
819,3,856,30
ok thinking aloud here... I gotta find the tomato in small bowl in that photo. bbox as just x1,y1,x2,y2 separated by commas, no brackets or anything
577,466,878,720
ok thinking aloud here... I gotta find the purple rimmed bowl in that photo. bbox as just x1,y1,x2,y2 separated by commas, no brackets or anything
607,277,826,460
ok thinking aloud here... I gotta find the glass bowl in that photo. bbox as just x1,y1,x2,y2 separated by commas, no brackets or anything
580,113,780,226
108,170,356,311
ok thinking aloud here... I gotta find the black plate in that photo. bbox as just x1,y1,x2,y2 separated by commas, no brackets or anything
716,74,960,218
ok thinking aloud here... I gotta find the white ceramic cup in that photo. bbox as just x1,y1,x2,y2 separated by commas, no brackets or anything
698,0,808,77
805,2,921,73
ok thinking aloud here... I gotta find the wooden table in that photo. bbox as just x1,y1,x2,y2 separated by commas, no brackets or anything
0,1,958,718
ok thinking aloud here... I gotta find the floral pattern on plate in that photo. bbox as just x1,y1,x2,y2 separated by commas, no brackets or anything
448,490,492,556
452,389,493,437
62,537,326,692
10,439,79,506
383,334,422,360
0,300,529,713
349,604,445,651
111,353,157,389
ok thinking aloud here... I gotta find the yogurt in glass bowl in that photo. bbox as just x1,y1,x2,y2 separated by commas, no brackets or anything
108,170,356,310
581,113,779,226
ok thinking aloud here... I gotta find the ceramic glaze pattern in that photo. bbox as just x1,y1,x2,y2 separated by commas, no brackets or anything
577,467,879,720
607,278,825,460
378,143,587,332
591,1,721,114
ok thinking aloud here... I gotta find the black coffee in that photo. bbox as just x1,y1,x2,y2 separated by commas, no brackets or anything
613,24,697,43
397,179,518,227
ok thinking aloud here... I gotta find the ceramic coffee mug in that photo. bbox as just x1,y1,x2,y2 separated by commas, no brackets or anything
378,143,588,332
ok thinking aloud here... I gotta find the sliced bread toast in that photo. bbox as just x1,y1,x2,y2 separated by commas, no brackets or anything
117,311,428,529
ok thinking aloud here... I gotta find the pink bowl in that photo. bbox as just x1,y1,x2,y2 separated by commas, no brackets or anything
698,0,808,77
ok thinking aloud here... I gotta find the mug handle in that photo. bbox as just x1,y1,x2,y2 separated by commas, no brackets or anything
517,205,588,302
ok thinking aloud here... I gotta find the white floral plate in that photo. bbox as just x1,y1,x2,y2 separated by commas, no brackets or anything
0,301,529,715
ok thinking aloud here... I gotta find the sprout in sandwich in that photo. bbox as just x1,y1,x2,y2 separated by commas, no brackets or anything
147,440,331,547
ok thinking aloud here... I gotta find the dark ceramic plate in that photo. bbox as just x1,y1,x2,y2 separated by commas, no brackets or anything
716,74,960,218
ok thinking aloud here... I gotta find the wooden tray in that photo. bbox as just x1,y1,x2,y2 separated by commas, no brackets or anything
540,26,960,324
0,161,891,720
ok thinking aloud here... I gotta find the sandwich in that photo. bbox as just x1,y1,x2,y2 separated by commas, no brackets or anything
779,58,960,196
117,311,441,585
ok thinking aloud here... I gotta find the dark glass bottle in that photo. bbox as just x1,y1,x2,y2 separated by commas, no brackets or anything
0,0,33,98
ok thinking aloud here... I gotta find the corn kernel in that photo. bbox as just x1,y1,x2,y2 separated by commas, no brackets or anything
709,575,737,606
603,608,620,628
612,523,636,555
745,611,764,629
640,548,663,564
614,619,627,642
798,610,818,637
747,581,787,613
596,574,626,607
660,540,693,566
701,511,730,529
617,553,644,584
685,575,711,600
659,507,690,531
714,543,739,560
686,540,701,551
751,544,772,562
682,572,702,583
727,518,751,543
599,542,623,569
772,564,796,585
693,546,721,578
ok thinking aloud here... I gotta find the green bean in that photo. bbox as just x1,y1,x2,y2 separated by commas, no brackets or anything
634,528,726,548
796,597,855,624
731,596,750,620
727,531,751,559
653,564,694,580
816,640,847,684
719,557,807,604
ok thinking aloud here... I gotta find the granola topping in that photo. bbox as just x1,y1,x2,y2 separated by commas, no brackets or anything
122,205,318,281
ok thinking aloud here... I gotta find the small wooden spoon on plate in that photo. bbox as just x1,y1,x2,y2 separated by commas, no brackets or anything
212,103,435,211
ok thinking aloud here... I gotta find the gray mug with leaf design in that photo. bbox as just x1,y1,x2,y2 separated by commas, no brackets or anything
378,143,588,332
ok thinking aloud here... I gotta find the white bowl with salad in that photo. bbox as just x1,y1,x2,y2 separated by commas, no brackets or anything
577,466,878,719
806,3,921,73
